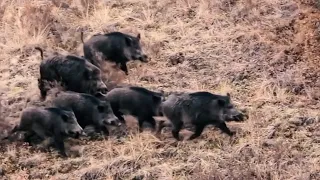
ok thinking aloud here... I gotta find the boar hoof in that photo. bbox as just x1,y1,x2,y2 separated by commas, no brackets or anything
59,152,68,158
229,131,236,136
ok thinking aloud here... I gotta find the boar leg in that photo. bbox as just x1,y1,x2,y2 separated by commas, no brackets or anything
32,124,49,140
138,115,156,132
119,62,129,75
113,110,126,123
171,120,183,141
53,127,67,157
98,125,109,136
137,119,144,132
148,117,157,131
216,122,235,136
45,137,56,151
156,120,165,135
28,123,50,146
38,79,47,100
24,131,36,144
156,120,172,135
188,124,205,140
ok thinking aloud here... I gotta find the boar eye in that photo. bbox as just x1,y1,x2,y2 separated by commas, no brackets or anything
105,107,112,113
84,70,92,80
61,114,69,122
95,92,104,98
125,37,132,46
97,105,105,112
227,105,234,109
217,99,226,107
137,33,141,40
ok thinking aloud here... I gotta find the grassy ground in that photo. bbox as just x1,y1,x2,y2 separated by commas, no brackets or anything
0,0,320,179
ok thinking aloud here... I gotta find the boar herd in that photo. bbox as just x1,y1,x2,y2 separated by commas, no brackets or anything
2,31,247,157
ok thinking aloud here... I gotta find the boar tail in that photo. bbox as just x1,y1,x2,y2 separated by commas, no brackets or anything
80,31,84,43
34,47,44,60
24,98,30,109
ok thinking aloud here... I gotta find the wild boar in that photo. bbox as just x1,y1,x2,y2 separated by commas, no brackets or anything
51,91,121,136
35,47,108,100
81,32,148,75
103,86,164,132
158,92,245,140
7,107,84,157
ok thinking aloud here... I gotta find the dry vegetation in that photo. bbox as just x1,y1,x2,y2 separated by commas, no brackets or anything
0,0,320,179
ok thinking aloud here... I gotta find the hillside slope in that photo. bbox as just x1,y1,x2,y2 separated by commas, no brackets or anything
0,0,319,179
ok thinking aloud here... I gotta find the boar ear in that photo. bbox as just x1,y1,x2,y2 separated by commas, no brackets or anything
61,114,69,122
226,93,231,102
137,33,141,41
159,90,165,95
92,68,100,75
217,99,226,107
125,37,132,46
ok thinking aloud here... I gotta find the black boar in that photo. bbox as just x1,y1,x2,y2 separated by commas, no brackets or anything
51,91,121,136
81,31,148,75
35,47,108,100
7,107,84,157
103,86,164,132
158,92,245,141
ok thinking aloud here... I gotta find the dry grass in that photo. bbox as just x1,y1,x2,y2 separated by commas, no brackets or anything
1,0,320,179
